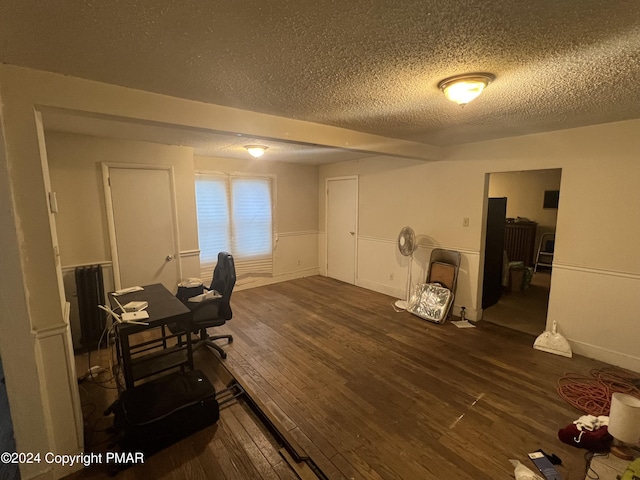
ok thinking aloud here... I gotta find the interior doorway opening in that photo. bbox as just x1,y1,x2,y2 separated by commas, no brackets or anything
481,169,562,336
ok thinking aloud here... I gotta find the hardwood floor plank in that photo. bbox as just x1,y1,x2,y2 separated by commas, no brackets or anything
222,403,283,480
214,276,631,479
69,275,634,479
278,447,322,480
70,352,298,480
287,427,348,480
227,401,286,468
329,452,385,480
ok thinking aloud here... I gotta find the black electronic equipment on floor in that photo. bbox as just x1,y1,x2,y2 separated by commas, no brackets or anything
106,369,245,471
108,370,219,458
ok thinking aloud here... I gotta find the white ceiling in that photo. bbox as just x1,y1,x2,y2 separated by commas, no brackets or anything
40,110,372,165
2,0,640,160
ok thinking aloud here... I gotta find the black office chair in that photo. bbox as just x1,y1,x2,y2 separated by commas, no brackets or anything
178,252,236,359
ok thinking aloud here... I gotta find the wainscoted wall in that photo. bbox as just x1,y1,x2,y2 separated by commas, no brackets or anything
318,233,482,320
237,230,320,291
274,231,319,276
355,236,481,319
357,236,412,299
32,309,84,478
548,263,640,372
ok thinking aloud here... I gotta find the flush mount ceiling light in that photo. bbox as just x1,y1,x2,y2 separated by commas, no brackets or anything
245,145,268,158
438,73,495,106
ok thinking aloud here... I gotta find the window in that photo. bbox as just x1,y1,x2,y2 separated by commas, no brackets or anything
195,173,274,282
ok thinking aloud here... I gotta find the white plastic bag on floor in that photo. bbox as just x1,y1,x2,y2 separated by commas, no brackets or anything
509,459,544,480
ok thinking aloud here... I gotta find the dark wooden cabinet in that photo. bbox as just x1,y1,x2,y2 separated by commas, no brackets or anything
483,198,507,309
504,222,537,267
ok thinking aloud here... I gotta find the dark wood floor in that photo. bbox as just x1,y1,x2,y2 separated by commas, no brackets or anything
213,276,616,480
70,343,300,479
483,271,551,336
70,275,624,479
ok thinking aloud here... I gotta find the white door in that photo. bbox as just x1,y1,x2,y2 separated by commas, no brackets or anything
326,177,358,284
105,165,181,292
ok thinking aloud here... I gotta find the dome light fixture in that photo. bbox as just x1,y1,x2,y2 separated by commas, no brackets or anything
438,73,495,106
245,145,268,158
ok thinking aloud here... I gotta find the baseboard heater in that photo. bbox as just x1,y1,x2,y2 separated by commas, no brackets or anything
75,265,106,352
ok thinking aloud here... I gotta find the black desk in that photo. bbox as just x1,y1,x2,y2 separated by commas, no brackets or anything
110,283,193,390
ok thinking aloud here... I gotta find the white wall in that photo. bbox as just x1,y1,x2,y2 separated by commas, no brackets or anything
447,121,640,371
47,132,200,267
488,169,561,227
44,132,322,348
46,132,200,348
489,169,561,249
319,156,483,319
320,120,640,372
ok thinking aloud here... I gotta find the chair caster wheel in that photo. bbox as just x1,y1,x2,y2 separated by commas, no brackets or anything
228,337,234,344
220,352,227,359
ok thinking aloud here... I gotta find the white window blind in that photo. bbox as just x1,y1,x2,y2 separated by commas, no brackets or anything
195,173,273,282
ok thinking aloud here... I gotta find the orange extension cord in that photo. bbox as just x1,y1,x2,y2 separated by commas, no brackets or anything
557,368,640,416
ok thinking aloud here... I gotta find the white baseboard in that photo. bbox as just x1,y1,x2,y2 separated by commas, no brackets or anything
356,278,405,300
235,267,320,291
569,339,640,373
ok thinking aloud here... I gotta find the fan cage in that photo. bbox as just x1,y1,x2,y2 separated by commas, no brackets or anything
398,227,416,256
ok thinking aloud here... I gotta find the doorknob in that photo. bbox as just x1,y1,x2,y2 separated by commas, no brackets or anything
350,231,355,236
166,255,173,261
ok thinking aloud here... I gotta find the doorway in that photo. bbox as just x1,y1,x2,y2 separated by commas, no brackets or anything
481,169,562,335
103,163,182,292
326,176,358,284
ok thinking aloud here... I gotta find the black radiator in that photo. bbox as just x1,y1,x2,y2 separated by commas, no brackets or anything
75,265,106,351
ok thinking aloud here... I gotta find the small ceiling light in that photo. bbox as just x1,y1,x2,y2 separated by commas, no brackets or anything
438,73,495,106
245,145,268,158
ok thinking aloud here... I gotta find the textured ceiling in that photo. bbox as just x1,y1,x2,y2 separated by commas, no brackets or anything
2,0,640,150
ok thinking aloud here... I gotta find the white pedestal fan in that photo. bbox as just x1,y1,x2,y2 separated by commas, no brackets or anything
394,226,417,310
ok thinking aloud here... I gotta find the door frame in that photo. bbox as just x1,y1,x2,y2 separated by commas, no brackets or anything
325,175,359,284
479,168,562,328
102,162,182,290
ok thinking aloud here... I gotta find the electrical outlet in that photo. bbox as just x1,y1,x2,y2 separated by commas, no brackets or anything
389,273,394,281
463,217,470,227
296,258,301,266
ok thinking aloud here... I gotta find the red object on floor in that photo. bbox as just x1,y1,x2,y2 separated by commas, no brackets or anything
557,424,612,452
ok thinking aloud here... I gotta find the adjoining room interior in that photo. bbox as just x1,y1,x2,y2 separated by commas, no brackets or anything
481,169,561,336
1,3,640,480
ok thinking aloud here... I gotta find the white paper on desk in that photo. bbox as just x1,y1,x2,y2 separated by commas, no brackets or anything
188,290,222,302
